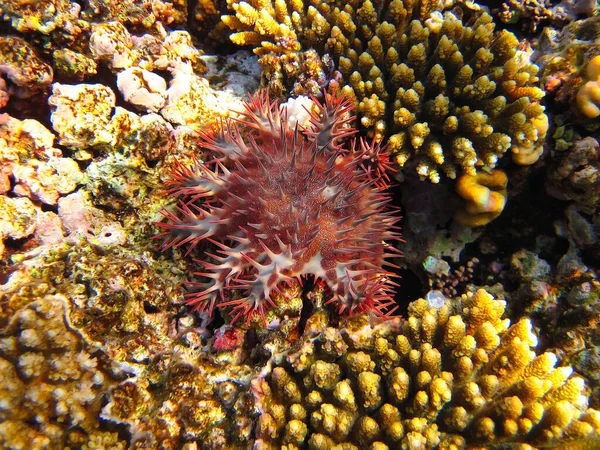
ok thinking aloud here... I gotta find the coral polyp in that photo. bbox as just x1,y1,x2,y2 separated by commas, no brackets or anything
156,92,401,324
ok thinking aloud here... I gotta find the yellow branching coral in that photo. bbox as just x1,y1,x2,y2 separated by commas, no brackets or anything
576,55,600,119
454,169,508,227
223,0,301,53
253,289,600,449
222,0,548,183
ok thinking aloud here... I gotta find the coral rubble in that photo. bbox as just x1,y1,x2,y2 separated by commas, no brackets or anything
0,36,53,108
0,116,83,258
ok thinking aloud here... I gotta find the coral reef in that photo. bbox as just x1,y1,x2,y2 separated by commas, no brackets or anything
0,228,263,449
222,1,549,182
253,288,600,448
1,0,599,448
396,172,484,290
49,83,117,149
117,67,168,113
494,0,554,31
493,0,597,32
81,0,188,30
0,116,83,258
101,350,256,449
505,219,600,407
156,91,401,324
0,18,268,448
0,0,84,39
430,257,480,298
87,22,206,74
52,49,98,82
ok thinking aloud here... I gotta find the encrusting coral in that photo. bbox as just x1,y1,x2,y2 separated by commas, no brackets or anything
222,0,549,183
101,348,257,449
0,228,259,449
156,91,401,324
454,169,508,227
0,294,125,449
253,288,600,449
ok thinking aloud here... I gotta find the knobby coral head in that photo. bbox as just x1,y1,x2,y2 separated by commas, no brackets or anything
155,91,402,325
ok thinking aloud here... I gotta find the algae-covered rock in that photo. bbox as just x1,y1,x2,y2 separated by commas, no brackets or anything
0,36,53,100
49,83,116,148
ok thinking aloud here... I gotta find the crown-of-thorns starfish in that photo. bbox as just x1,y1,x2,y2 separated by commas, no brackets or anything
156,91,402,325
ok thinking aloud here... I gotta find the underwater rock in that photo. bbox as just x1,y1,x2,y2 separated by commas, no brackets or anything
0,115,83,205
89,21,135,70
0,294,124,449
546,137,600,214
52,48,98,82
0,195,37,242
81,0,188,30
49,83,116,149
253,288,600,448
0,36,53,101
57,190,126,247
0,0,83,38
117,67,168,113
160,60,244,126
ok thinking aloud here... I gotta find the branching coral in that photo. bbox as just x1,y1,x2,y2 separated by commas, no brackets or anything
253,288,600,449
156,91,401,324
577,55,600,119
454,169,508,227
222,0,548,182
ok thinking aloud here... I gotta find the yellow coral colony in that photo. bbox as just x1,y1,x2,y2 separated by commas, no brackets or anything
576,55,600,119
254,289,600,449
454,169,508,227
222,0,549,183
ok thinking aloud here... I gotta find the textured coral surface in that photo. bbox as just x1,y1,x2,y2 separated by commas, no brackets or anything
156,92,401,323
222,0,549,182
253,289,600,449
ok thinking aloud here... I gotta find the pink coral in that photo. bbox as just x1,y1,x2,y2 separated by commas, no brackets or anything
156,92,401,324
